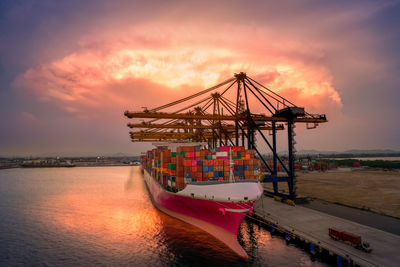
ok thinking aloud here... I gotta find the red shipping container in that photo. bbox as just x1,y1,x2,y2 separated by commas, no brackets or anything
177,155,184,166
342,231,361,246
329,228,342,240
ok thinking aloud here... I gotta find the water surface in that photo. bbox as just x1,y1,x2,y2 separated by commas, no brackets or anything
0,166,327,266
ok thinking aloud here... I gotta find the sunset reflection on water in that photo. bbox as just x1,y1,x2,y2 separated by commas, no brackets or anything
0,166,326,266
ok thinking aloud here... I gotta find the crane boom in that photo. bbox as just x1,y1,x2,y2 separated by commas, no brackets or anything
127,122,284,131
124,111,327,123
124,72,328,200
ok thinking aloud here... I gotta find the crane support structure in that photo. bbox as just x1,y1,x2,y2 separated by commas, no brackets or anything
124,72,327,200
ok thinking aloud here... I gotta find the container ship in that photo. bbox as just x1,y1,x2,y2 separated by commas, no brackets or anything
140,143,263,258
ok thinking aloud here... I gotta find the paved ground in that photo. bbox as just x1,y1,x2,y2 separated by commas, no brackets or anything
301,200,400,236
254,196,400,267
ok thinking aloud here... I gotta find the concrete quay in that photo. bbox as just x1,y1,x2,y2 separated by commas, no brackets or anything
249,195,400,267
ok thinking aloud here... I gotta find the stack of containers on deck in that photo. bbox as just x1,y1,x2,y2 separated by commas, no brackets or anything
176,153,185,189
159,147,171,185
143,145,259,191
179,145,204,184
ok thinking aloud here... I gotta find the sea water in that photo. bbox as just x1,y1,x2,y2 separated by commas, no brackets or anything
0,166,326,266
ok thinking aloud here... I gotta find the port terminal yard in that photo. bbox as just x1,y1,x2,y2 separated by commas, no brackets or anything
247,194,400,267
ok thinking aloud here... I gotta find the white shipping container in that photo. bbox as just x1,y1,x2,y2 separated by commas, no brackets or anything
216,151,228,157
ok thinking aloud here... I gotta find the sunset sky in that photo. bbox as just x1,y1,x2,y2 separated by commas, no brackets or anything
1,0,399,156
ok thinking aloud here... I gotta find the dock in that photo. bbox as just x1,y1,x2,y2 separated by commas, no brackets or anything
249,195,400,267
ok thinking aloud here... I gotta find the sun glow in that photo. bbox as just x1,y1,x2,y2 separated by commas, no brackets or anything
14,24,342,118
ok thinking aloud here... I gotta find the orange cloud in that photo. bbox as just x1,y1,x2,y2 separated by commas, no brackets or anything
14,23,342,119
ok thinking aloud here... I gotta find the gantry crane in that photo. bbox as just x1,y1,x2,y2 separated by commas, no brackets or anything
124,72,327,200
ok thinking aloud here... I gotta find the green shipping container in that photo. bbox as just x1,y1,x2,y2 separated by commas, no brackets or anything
168,163,176,170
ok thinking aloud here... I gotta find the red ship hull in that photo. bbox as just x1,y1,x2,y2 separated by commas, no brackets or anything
142,168,263,258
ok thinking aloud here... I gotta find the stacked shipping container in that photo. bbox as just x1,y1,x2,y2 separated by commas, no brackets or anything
140,145,259,190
